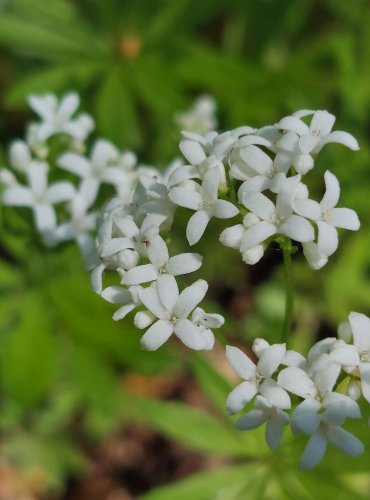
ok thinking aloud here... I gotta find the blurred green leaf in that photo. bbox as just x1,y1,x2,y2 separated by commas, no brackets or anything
1,292,56,407
142,463,266,500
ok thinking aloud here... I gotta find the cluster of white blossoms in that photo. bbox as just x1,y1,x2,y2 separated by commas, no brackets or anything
1,93,368,469
226,311,370,470
0,93,159,267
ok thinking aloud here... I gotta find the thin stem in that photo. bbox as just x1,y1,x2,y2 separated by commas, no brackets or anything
281,243,294,344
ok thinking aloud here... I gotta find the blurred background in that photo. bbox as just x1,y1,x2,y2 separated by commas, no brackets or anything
0,0,370,498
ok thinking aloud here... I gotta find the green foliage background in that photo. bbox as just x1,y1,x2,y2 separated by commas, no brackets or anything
0,0,370,497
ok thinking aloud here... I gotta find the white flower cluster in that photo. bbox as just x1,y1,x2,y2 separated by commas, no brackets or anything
173,109,360,268
0,93,154,267
226,311,370,470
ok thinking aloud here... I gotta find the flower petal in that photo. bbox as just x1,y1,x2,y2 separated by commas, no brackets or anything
174,318,209,350
226,345,257,380
300,432,327,471
179,139,206,165
265,416,286,450
240,221,276,251
278,367,316,398
173,279,208,318
123,264,158,285
57,153,91,178
320,171,340,211
319,131,359,151
326,426,364,456
2,187,33,206
235,410,266,430
212,199,239,219
33,203,56,232
259,378,291,409
258,344,286,378
140,319,174,350
226,381,258,414
349,312,370,354
359,361,370,403
186,210,211,245
166,253,203,275
326,208,360,230
168,186,202,210
317,221,338,257
139,286,168,319
101,286,131,304
239,145,273,175
156,274,179,311
280,215,314,242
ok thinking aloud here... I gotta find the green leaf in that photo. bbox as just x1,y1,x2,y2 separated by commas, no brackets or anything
192,353,232,414
95,67,141,147
1,292,56,407
122,393,257,457
142,463,266,500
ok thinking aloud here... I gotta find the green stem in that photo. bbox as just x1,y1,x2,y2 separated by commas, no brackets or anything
281,243,294,344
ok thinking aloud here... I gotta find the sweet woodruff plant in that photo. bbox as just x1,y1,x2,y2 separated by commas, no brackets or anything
1,93,368,471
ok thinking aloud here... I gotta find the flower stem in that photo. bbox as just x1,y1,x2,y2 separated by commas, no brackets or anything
281,241,294,344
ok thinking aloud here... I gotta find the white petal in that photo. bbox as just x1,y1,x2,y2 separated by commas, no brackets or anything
28,94,56,121
226,345,257,380
326,208,360,230
174,319,209,350
101,237,133,257
179,139,206,165
147,236,169,268
33,203,56,232
140,320,174,350
212,199,239,219
294,153,314,175
166,253,203,275
359,362,370,403
280,215,314,242
320,171,340,211
278,367,316,398
293,199,321,220
57,153,91,178
242,192,275,219
168,186,202,210
28,164,47,197
91,139,117,169
298,134,321,154
300,432,327,471
259,378,291,409
327,426,364,456
123,264,158,285
139,287,168,319
9,140,31,171
302,242,328,270
202,166,219,203
242,245,264,265
292,400,321,434
349,312,370,354
282,350,306,368
156,274,179,311
330,344,359,366
90,263,105,294
319,131,359,151
276,116,309,135
240,221,276,251
134,310,156,329
2,187,33,206
173,279,208,318
58,92,79,120
235,410,266,430
45,182,75,204
101,286,131,304
265,417,286,450
113,304,136,321
219,225,244,249
317,221,338,257
226,381,258,414
186,210,211,245
310,110,335,136
167,165,199,187
257,344,286,378
239,145,273,175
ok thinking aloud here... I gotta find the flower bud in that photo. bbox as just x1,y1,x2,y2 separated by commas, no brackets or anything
252,338,270,358
242,245,264,265
134,311,155,329
347,380,361,400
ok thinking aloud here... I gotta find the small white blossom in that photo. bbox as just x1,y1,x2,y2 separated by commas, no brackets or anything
235,395,289,450
28,92,94,143
136,275,217,351
175,96,218,134
169,166,238,245
2,163,75,232
226,344,290,414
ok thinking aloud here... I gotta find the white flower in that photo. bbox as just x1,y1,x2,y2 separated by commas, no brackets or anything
136,275,215,351
2,163,75,232
239,175,314,252
169,166,238,245
122,235,203,285
58,139,127,195
226,344,290,414
302,171,360,269
28,92,94,143
229,136,275,182
101,285,142,321
347,312,370,403
219,213,265,265
291,398,363,471
235,395,289,450
44,179,98,267
175,96,218,134
275,110,359,174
